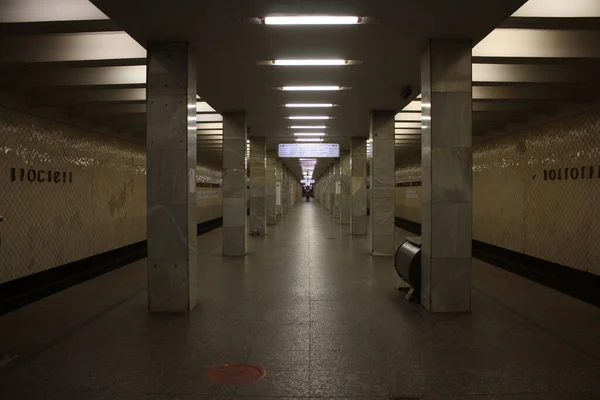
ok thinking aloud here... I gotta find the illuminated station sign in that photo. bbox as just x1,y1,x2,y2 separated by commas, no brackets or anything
278,143,339,158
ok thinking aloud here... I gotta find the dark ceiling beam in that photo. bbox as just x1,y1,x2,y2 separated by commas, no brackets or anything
0,65,146,90
500,17,600,31
472,99,560,114
473,85,597,101
30,88,146,106
473,62,600,84
196,135,222,140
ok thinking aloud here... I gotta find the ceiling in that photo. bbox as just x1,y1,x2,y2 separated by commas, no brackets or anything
2,0,600,181
88,0,524,178
393,0,600,173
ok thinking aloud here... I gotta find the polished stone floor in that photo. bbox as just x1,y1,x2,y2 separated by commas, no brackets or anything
1,202,599,399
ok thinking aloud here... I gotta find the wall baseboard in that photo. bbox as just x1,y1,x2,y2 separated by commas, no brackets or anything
0,218,223,316
395,217,600,308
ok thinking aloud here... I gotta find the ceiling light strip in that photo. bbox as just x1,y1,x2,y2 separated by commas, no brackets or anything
263,16,360,25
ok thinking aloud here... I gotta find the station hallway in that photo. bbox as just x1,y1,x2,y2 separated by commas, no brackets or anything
1,201,599,400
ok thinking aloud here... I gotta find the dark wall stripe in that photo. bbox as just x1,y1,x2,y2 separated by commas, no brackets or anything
395,216,600,308
0,218,223,316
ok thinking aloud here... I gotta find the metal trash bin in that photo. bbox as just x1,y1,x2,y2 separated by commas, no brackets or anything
394,236,421,301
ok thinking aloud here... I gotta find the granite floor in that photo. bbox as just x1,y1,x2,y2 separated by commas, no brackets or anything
1,202,600,399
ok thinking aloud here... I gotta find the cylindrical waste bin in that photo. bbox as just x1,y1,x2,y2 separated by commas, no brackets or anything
394,236,421,300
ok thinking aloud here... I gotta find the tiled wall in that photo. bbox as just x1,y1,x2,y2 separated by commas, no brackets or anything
395,108,600,276
0,106,222,284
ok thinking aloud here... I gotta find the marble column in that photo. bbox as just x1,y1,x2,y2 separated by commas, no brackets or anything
249,138,266,235
334,158,341,219
351,138,368,235
370,111,396,256
328,165,334,214
323,170,328,209
282,167,288,215
222,112,247,256
266,151,277,225
340,151,351,225
421,39,473,313
289,173,295,208
275,158,283,219
329,165,334,215
146,42,198,313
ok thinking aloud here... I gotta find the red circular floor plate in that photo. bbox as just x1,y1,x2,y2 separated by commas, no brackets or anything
207,363,266,385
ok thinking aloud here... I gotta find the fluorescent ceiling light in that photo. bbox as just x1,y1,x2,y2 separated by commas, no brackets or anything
290,125,327,129
274,59,346,66
288,116,330,120
282,86,341,91
285,103,334,108
264,16,359,25
296,138,323,142
294,133,325,136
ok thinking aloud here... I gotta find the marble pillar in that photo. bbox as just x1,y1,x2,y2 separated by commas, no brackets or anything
222,112,247,256
340,151,351,225
331,166,335,215
329,165,335,215
351,138,368,235
275,158,283,219
370,111,396,256
421,39,473,313
146,42,198,313
289,173,295,208
282,167,288,215
324,169,328,209
334,158,341,219
249,138,266,235
266,151,277,225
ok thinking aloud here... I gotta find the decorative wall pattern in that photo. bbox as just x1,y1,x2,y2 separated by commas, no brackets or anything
0,106,224,284
395,108,600,276
0,106,146,284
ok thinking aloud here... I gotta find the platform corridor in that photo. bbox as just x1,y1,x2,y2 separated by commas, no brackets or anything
0,202,599,400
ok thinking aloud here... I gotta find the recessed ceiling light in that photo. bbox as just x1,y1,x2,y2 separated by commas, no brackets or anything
290,125,327,129
294,133,325,136
281,86,342,91
299,158,317,161
285,103,334,108
263,16,360,25
288,116,330,120
296,138,324,142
